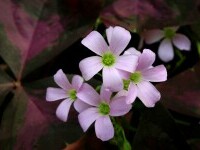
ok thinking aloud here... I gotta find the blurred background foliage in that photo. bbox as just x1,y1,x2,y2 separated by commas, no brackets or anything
0,0,200,149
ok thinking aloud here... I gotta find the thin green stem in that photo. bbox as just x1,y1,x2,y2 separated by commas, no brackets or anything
110,117,132,150
97,73,102,77
94,17,102,30
174,49,186,70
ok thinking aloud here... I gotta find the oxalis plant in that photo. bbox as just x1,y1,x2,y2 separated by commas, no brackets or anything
46,26,167,149
1,0,200,150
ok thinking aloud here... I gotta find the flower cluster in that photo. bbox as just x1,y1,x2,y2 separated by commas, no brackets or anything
46,26,167,141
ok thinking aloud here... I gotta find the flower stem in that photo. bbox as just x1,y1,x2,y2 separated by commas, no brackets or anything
110,117,132,150
97,73,102,77
174,48,186,70
94,17,102,30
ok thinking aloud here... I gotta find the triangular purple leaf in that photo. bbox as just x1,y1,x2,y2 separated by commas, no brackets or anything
157,61,200,118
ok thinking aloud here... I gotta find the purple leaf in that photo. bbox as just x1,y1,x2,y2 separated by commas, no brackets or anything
100,0,200,31
0,78,82,149
0,0,102,80
157,61,200,118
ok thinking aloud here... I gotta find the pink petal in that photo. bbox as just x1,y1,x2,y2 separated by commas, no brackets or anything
143,29,164,44
54,69,72,90
137,81,161,107
115,55,138,72
106,26,114,44
81,31,108,56
100,86,112,103
126,83,137,104
124,47,141,56
158,39,174,62
109,26,131,55
79,56,103,81
56,99,73,122
95,116,114,141
110,96,132,116
142,65,167,82
117,69,130,79
72,75,84,90
46,87,67,101
172,33,191,51
114,90,128,98
102,67,123,92
78,108,100,132
137,49,155,71
73,99,90,113
77,83,100,106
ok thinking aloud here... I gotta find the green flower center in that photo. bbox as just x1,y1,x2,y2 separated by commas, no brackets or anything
164,27,176,39
98,102,110,115
102,52,116,67
68,89,77,101
123,79,130,91
130,71,142,84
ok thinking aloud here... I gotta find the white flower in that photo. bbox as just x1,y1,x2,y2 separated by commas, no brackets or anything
143,27,191,62
79,26,138,91
46,69,89,122
77,86,132,141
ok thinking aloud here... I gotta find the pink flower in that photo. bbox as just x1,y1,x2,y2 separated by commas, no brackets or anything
120,48,167,107
77,86,132,141
46,69,89,122
142,27,191,62
79,26,138,91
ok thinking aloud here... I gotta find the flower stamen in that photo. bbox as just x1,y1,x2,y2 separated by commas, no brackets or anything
102,52,116,67
130,71,142,84
123,79,130,90
164,27,176,39
68,89,77,101
98,102,110,115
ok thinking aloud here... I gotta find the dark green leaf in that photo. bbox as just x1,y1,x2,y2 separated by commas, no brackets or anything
0,88,10,107
0,88,27,149
133,103,191,150
188,139,200,150
0,68,14,106
35,123,83,150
